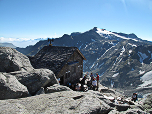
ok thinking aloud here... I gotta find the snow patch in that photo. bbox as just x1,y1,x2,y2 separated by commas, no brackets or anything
79,44,83,50
96,28,111,35
99,62,104,68
101,72,105,76
94,63,98,68
109,42,117,46
90,61,96,69
112,73,119,77
148,50,151,53
100,46,115,57
140,70,152,81
129,50,132,54
85,44,88,48
120,46,125,55
91,39,96,42
128,43,137,47
137,70,152,89
118,58,122,64
104,95,115,100
131,68,134,71
96,28,139,42
137,52,148,63
139,70,145,75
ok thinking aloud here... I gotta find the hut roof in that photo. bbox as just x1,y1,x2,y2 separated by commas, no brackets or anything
29,46,86,76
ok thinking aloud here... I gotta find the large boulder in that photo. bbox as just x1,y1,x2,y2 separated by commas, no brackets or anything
0,47,59,96
0,47,33,72
45,84,72,93
6,69,59,95
0,72,29,100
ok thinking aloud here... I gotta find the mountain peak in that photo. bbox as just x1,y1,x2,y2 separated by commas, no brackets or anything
62,34,70,37
92,27,98,31
70,32,81,36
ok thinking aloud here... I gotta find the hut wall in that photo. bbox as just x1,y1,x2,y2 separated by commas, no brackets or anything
57,51,83,85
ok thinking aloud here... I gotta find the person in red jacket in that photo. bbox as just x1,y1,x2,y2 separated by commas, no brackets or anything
96,73,99,91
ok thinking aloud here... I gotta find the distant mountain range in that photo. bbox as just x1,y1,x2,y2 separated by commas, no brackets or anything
2,27,152,96
0,43,17,48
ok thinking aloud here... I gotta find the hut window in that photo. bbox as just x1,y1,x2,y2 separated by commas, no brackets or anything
78,65,82,71
65,71,70,79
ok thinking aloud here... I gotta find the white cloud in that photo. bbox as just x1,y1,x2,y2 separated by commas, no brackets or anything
0,37,46,48
0,37,32,42
121,0,128,14
0,33,62,47
127,0,152,11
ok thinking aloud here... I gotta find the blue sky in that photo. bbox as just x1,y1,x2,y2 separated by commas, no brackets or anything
0,0,152,47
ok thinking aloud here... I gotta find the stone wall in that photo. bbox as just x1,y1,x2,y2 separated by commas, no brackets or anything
57,50,83,85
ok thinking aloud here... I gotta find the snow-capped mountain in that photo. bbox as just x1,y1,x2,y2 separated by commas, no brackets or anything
16,27,152,95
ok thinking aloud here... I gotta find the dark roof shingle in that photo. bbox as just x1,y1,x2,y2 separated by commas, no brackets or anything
30,46,85,75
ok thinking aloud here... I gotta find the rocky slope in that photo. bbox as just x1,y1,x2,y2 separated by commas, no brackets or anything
0,47,152,113
0,83,151,114
15,27,152,96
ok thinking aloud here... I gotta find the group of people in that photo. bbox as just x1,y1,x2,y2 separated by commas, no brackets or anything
74,72,100,91
67,73,139,104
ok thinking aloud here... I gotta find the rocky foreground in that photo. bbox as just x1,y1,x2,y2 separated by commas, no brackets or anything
0,47,152,114
0,84,152,114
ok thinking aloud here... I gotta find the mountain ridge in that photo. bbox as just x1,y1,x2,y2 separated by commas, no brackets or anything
11,27,152,95
0,42,17,48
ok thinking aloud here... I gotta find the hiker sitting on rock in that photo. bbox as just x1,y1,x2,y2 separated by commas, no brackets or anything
131,93,137,102
83,85,88,92
81,75,87,85
75,83,81,91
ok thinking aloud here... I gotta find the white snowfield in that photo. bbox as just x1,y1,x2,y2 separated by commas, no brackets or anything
96,28,138,41
140,70,152,81
137,70,152,89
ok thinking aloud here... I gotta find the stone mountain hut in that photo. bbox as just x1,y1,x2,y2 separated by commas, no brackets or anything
29,46,86,85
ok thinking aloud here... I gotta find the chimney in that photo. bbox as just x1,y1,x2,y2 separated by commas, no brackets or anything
48,38,54,46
